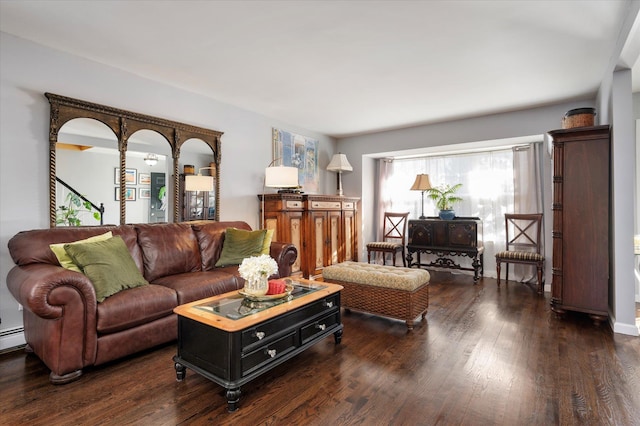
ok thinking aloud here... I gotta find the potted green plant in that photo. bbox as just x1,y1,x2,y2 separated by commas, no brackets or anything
427,183,463,220
56,193,100,226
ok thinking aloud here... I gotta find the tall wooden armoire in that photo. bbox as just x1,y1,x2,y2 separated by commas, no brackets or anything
549,125,610,324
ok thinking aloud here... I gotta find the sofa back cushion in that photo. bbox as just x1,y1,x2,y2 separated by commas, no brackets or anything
8,225,142,271
135,223,202,282
190,221,252,271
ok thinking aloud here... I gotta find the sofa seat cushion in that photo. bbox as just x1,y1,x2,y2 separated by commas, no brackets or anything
153,270,242,304
135,223,202,282
96,284,178,334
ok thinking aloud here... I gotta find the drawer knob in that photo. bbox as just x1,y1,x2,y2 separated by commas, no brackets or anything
324,301,334,308
255,331,265,340
316,323,326,331
266,349,277,358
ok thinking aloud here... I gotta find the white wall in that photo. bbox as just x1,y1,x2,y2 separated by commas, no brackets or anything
0,33,336,348
598,69,638,336
634,93,640,304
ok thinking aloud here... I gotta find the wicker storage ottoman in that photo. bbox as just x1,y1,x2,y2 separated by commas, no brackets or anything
322,261,430,330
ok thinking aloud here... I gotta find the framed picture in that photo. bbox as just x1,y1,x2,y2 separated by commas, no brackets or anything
114,168,137,185
115,187,136,201
138,173,151,185
139,188,151,199
272,127,318,193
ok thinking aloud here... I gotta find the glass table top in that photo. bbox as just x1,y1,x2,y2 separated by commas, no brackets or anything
194,282,326,321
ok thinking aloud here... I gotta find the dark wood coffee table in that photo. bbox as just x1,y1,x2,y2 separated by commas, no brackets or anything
173,278,343,412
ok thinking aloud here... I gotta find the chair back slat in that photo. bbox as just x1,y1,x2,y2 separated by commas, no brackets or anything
505,213,543,253
383,212,409,244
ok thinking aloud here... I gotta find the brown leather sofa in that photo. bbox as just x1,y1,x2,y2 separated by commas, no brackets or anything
7,220,297,384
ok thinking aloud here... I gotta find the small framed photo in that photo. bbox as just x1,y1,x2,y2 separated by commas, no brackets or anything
139,188,151,199
138,173,151,185
114,168,137,185
115,187,136,201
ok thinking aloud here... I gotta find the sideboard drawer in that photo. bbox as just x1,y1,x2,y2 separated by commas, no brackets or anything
342,202,355,210
310,201,342,210
285,200,303,209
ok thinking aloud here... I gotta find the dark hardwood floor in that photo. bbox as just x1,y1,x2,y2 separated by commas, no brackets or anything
1,271,639,425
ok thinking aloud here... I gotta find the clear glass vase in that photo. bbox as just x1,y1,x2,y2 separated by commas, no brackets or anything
243,274,269,296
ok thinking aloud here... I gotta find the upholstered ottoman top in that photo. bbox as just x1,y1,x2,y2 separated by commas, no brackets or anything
323,261,430,291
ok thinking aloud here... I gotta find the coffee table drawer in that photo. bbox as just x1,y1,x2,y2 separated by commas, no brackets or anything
242,330,297,375
241,295,340,349
301,311,341,344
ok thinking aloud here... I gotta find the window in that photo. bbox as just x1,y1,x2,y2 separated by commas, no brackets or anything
378,148,516,277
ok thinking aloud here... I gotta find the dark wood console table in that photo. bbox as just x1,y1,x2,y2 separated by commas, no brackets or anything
406,217,484,283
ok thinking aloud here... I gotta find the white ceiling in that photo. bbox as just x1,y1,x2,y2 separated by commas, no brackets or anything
1,1,638,138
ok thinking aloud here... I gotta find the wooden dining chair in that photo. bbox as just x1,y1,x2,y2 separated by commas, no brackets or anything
495,213,545,294
366,212,410,266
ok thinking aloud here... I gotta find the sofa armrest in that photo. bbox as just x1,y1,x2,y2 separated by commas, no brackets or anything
6,263,98,382
269,242,298,278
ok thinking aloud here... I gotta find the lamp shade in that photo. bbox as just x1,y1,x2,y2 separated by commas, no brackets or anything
185,174,214,192
326,153,353,172
265,166,299,188
410,174,432,191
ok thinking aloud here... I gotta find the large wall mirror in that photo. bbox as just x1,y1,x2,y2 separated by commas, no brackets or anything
47,93,222,227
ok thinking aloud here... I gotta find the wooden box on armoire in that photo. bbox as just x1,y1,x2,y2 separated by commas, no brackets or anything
549,125,610,324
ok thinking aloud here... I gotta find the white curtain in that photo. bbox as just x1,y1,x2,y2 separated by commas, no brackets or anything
513,144,543,215
374,159,394,240
379,149,514,277
511,143,545,282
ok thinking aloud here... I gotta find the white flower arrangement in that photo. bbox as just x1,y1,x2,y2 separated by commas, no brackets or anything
238,254,278,283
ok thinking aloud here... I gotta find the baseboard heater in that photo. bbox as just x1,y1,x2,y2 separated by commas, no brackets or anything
0,327,26,352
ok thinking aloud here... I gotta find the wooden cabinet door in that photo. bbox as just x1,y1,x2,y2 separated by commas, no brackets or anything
560,135,609,312
342,209,357,262
284,211,303,275
327,210,342,266
448,222,478,248
307,211,328,278
264,210,303,275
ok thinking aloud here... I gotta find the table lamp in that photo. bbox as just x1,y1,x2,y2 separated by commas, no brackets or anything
410,174,432,219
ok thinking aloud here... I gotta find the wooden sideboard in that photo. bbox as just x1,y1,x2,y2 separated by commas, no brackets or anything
259,194,359,279
406,217,484,283
549,125,610,324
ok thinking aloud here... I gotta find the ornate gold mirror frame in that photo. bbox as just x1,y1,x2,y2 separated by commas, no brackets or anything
47,93,222,227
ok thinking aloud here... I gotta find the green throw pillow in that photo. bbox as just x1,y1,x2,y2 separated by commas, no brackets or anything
64,235,148,302
215,228,267,267
261,229,274,255
50,231,113,272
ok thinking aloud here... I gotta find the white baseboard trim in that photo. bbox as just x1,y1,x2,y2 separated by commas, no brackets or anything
613,320,640,336
0,327,26,351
